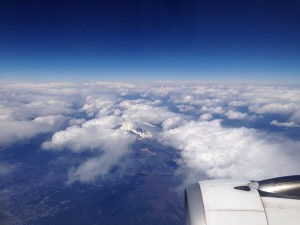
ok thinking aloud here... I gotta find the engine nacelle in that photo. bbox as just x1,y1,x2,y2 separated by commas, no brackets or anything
185,176,300,225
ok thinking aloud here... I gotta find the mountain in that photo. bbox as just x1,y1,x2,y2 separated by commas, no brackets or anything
120,119,154,139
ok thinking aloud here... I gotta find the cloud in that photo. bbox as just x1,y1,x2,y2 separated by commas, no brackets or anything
0,115,66,145
43,116,131,151
1,81,300,185
228,100,246,107
81,96,118,118
271,120,300,128
162,116,187,130
120,100,185,129
160,119,300,181
225,110,248,120
290,111,300,123
0,83,77,121
0,83,82,145
68,153,123,183
68,118,86,126
249,103,296,115
43,116,136,183
199,113,213,121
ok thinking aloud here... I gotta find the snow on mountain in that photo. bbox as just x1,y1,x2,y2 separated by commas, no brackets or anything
120,119,153,139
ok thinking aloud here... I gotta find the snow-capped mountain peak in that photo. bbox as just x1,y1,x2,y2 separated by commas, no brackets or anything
120,119,152,139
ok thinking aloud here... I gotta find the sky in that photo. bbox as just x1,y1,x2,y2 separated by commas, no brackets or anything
0,0,300,82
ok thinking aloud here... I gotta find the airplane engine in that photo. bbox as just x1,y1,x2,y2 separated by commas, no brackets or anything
185,176,300,225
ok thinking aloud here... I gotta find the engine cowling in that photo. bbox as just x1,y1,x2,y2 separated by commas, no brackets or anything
185,176,300,225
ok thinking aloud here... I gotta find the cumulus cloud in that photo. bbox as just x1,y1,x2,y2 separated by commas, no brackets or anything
271,120,300,128
43,116,130,151
119,100,185,129
201,106,224,115
0,115,66,145
160,119,300,182
199,113,213,121
68,152,124,183
162,116,186,130
81,96,118,118
0,83,81,145
43,116,136,183
225,110,248,120
228,100,246,107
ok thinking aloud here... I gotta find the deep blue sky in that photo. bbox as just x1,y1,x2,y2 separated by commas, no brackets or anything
0,0,300,82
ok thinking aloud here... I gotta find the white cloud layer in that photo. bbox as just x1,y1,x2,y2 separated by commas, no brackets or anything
160,119,300,181
1,82,300,184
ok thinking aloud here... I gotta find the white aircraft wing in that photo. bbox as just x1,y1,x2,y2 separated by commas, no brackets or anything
185,176,300,225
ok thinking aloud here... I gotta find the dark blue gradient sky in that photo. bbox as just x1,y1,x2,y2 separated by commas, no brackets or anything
1,0,300,81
